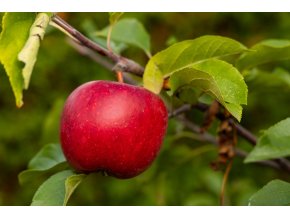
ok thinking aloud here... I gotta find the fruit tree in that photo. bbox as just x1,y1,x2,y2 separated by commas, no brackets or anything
1,12,290,206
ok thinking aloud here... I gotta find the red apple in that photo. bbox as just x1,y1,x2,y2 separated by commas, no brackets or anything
60,80,168,179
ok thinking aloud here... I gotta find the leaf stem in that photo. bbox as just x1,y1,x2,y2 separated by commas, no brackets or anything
107,25,113,52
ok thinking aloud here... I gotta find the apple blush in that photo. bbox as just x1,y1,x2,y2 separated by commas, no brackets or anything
60,80,168,179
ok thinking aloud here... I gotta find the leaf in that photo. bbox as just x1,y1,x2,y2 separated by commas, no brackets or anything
28,143,66,170
175,86,202,104
18,143,67,185
31,170,74,206
18,13,50,89
96,18,151,56
0,12,36,107
245,67,290,90
18,162,68,186
109,12,124,25
81,19,128,54
237,39,290,71
143,35,247,94
245,117,290,163
170,59,248,121
64,174,86,205
249,179,290,206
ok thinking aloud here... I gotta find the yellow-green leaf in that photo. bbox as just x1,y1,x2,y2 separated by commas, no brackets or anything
170,59,248,121
143,35,247,94
0,12,36,107
18,13,50,89
64,174,86,205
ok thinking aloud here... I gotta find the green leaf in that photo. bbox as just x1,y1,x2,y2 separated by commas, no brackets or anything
31,170,75,206
143,35,247,94
28,143,66,170
237,39,290,71
245,67,290,90
18,13,50,89
170,59,248,121
96,18,151,56
64,174,86,205
245,117,290,163
18,143,67,185
0,13,4,32
81,19,128,54
18,162,68,186
0,12,36,107
175,86,202,104
109,12,124,25
249,179,290,206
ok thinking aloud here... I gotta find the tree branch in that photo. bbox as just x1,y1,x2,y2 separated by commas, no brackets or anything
67,39,138,85
176,115,283,171
51,14,144,77
174,103,290,173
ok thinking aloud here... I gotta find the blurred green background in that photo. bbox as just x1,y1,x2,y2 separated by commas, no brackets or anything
1,12,290,205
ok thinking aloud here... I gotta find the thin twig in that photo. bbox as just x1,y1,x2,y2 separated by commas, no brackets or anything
228,119,257,146
220,160,233,206
168,104,192,118
176,115,218,146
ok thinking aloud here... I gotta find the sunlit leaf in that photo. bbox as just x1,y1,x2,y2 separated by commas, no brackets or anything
18,12,50,89
64,174,86,205
245,117,290,162
96,18,151,56
237,39,290,71
170,59,247,121
249,179,290,206
0,12,36,107
143,35,247,94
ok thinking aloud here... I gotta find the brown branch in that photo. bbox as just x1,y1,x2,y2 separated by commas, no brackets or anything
51,14,144,77
173,104,290,173
67,39,137,85
194,102,257,145
176,115,284,171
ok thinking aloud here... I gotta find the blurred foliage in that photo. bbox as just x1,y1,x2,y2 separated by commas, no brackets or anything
1,12,290,205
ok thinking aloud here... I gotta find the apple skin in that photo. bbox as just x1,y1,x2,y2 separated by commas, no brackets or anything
60,80,168,179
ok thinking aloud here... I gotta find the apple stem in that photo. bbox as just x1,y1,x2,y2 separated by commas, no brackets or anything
116,71,124,83
162,78,170,90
